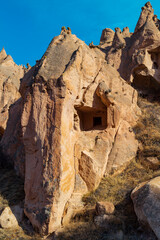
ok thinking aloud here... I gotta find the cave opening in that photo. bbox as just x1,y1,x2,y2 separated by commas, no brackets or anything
76,107,107,131
93,117,102,127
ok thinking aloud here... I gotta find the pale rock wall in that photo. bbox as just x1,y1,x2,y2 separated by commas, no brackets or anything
131,177,160,239
0,48,24,130
100,2,160,93
0,33,140,235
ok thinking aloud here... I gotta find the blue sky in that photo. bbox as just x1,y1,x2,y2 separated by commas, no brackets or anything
0,0,160,66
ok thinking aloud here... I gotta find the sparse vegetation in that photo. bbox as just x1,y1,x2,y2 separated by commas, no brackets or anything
134,96,160,161
55,96,160,240
0,96,159,240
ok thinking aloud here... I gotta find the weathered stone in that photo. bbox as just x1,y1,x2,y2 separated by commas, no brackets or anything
0,207,19,229
112,28,126,50
100,28,114,45
101,2,160,93
143,157,160,170
106,120,139,174
0,98,25,176
95,201,115,216
134,2,154,33
122,27,131,38
2,2,160,238
62,193,84,226
0,32,139,235
0,48,24,131
131,177,160,239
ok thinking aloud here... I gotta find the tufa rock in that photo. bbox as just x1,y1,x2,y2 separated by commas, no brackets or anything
26,63,31,70
134,2,154,33
131,177,160,239
0,207,19,229
61,26,67,34
89,41,94,48
112,28,126,50
67,27,71,34
100,28,114,45
100,2,160,94
143,157,160,170
95,201,115,216
122,27,131,38
0,32,139,235
0,48,24,131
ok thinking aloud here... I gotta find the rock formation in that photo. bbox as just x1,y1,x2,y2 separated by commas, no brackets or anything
0,31,139,235
134,1,154,33
100,2,160,94
0,48,24,134
100,28,114,46
2,1,160,237
131,177,160,239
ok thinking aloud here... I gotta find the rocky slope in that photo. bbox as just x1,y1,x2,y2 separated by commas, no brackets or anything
0,32,139,234
100,1,160,95
0,48,24,133
131,176,160,239
0,1,160,238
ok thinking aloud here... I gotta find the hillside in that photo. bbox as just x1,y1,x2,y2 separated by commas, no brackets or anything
0,1,160,240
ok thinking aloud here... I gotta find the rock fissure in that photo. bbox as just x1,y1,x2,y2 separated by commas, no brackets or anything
82,67,102,103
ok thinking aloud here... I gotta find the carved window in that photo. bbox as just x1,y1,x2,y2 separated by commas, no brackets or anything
76,108,107,131
93,117,102,127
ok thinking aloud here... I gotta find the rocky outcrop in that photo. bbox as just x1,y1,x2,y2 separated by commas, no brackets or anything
0,31,139,235
122,27,131,38
100,28,114,46
134,2,154,33
0,205,23,230
100,2,160,94
131,177,160,239
112,28,126,50
0,207,19,229
0,48,24,133
95,201,115,216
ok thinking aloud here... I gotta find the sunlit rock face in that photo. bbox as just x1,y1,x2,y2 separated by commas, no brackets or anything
131,177,160,240
100,2,160,94
0,48,24,133
0,31,139,235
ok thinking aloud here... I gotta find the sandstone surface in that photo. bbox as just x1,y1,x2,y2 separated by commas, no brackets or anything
0,207,19,229
0,48,24,133
131,177,160,239
144,157,160,170
0,30,139,235
100,2,160,94
95,201,115,216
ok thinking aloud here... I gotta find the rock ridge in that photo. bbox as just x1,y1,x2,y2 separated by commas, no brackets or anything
0,31,139,235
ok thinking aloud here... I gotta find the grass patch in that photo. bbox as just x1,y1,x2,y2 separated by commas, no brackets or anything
0,96,159,240
82,159,157,207
134,97,160,160
55,96,160,240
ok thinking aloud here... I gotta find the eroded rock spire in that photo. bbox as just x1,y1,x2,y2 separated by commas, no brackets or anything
134,1,154,32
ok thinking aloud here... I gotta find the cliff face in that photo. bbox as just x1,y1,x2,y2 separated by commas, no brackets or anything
0,48,24,133
1,32,139,234
2,1,160,236
100,1,160,94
